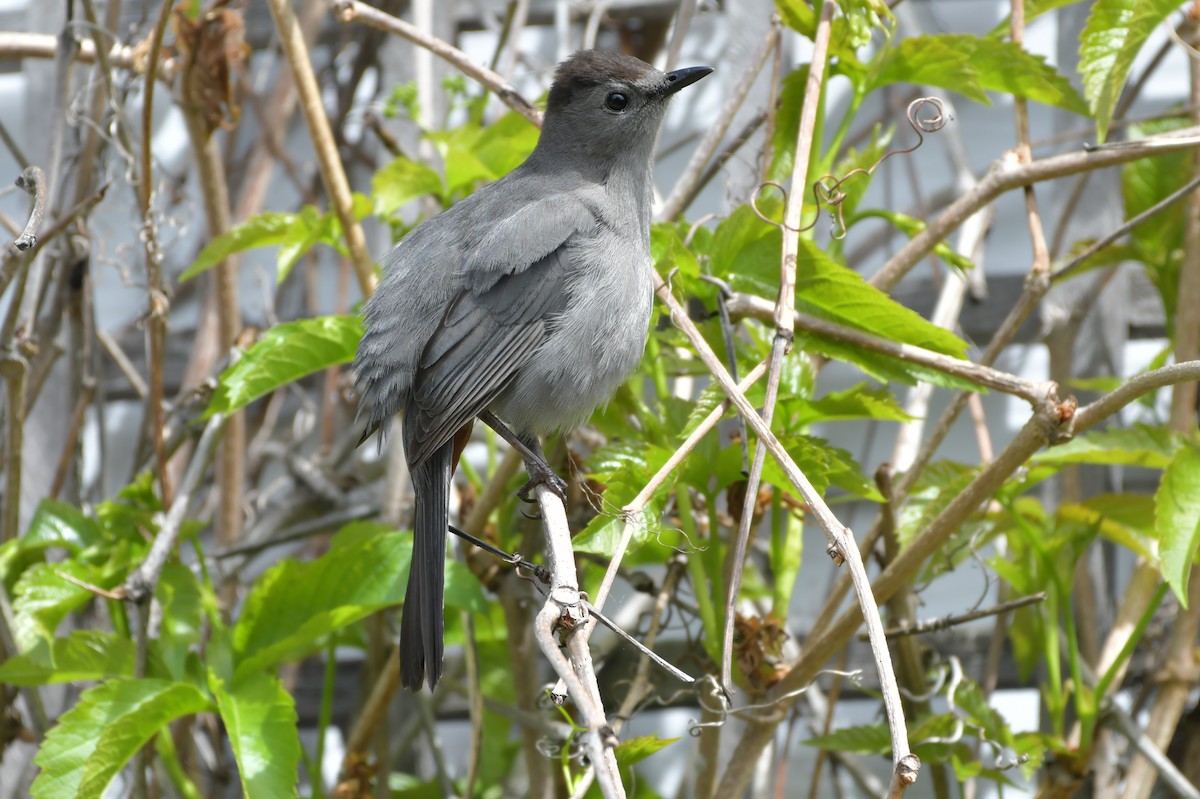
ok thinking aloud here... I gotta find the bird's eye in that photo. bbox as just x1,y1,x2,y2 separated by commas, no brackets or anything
605,92,628,112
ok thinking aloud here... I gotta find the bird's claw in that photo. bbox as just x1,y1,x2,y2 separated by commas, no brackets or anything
517,467,568,505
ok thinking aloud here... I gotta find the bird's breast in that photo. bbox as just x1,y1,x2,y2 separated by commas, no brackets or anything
489,242,654,436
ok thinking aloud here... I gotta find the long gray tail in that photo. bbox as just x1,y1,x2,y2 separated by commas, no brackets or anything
400,439,451,690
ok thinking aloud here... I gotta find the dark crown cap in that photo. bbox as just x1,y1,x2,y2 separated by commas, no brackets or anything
546,50,656,112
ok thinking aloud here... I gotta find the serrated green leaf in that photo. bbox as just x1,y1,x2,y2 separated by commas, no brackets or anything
373,156,445,217
1079,0,1183,141
791,383,912,426
779,434,884,502
1122,116,1192,323
803,722,891,753
472,111,539,178
614,735,679,768
989,0,1091,36
22,500,103,554
0,630,136,684
851,209,975,273
869,34,989,103
1156,441,1200,606
157,563,205,677
899,462,980,545
795,239,968,357
709,204,783,297
1034,423,1179,468
180,212,295,281
232,529,484,677
13,561,107,651
210,673,300,799
207,316,363,417
870,34,1088,114
1058,493,1155,559
32,678,209,799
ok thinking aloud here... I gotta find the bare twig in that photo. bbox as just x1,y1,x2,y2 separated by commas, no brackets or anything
865,592,1047,639
11,166,46,252
0,354,28,542
0,32,160,75
657,24,778,221
333,0,542,128
531,484,625,798
1103,702,1200,799
725,292,1046,402
139,0,174,509
716,359,1200,796
265,0,376,297
721,0,832,699
869,126,1200,292
124,414,228,603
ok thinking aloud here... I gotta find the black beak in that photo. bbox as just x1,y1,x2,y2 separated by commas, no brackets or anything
658,65,713,98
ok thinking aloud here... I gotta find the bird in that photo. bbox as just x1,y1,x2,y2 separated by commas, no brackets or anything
354,49,712,691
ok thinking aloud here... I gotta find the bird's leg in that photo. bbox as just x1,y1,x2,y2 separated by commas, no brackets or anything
479,410,568,503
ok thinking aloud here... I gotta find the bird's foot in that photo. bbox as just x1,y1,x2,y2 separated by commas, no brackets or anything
517,463,568,505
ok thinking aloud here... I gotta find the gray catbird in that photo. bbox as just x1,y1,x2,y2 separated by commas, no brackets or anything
354,50,712,690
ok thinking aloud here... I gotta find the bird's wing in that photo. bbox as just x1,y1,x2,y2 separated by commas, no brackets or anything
402,245,573,469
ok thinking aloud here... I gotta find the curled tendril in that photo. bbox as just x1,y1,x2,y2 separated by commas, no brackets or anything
751,96,949,240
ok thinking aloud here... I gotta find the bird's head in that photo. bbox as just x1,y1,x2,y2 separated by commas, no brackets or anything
535,50,712,165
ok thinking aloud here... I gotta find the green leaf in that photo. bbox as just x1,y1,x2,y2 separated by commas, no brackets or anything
614,735,679,768
778,434,884,502
32,678,209,799
795,239,968,358
472,111,540,177
180,212,295,281
207,316,363,416
1156,441,1200,606
803,722,890,754
869,34,989,104
157,563,206,677
709,204,784,297
0,630,136,684
870,34,1089,114
12,560,106,651
232,528,485,677
22,500,103,554
851,209,975,273
1034,424,1179,469
1079,0,1183,141
789,383,912,426
1122,116,1192,323
1058,494,1156,559
373,157,445,217
989,0,1091,36
210,673,300,799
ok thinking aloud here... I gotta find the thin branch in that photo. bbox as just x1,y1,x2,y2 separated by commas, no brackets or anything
0,32,159,74
716,357,1200,796
657,23,778,221
11,166,46,252
0,354,27,543
265,0,376,297
869,126,1200,292
725,292,1047,402
1052,172,1200,283
139,0,174,509
864,592,1048,639
531,484,625,798
332,0,543,128
1103,702,1200,799
124,414,228,603
721,0,833,699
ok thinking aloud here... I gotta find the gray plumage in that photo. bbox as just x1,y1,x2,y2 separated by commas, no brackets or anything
354,49,712,691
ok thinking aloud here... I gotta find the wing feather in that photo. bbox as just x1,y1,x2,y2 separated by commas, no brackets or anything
402,248,571,468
